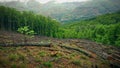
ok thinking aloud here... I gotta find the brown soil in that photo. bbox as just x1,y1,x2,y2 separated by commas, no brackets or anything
0,30,119,68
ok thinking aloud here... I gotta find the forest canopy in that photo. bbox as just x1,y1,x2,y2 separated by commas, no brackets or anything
62,12,120,47
0,6,60,37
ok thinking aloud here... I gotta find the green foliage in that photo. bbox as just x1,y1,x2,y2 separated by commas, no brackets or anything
11,64,17,68
0,6,60,37
17,26,35,37
0,58,9,66
17,26,29,34
41,62,53,68
51,52,62,58
60,12,120,47
38,51,46,57
9,54,19,61
9,53,25,61
35,58,42,63
72,60,81,66
11,63,27,68
17,26,35,43
18,54,25,61
68,53,77,59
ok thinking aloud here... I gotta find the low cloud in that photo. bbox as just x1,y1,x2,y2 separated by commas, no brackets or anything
0,0,91,3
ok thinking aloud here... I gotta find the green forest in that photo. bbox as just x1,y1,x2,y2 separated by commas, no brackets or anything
0,6,60,37
0,6,120,47
61,12,120,47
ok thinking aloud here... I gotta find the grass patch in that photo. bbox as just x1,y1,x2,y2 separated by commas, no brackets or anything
41,61,53,68
64,53,77,59
9,53,25,61
35,57,42,63
80,55,88,60
11,63,27,68
11,64,17,68
69,53,77,59
72,60,82,66
0,58,9,67
0,46,4,50
18,63,27,68
9,54,19,61
38,51,46,57
18,54,25,61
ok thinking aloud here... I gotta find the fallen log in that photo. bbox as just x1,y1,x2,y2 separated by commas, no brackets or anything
59,45,94,58
0,42,52,47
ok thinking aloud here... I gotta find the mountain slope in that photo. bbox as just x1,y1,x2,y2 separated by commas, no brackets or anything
0,0,120,23
62,11,120,46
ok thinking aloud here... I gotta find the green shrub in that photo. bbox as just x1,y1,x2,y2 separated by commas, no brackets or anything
19,54,25,61
42,62,53,68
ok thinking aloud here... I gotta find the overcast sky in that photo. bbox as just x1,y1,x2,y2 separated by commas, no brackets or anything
0,0,91,3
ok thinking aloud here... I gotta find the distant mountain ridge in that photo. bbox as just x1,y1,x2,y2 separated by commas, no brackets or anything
0,0,120,23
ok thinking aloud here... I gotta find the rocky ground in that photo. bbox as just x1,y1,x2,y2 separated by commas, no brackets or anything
0,30,120,68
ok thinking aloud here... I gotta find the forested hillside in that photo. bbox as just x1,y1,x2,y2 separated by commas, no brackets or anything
0,6,60,37
61,12,120,47
0,6,120,47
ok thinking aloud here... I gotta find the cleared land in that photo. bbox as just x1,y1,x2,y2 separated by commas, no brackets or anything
0,31,120,68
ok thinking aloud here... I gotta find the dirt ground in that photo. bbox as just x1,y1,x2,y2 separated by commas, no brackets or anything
0,30,119,68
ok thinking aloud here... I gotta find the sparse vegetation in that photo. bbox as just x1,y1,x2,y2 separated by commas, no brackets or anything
0,58,9,67
18,54,25,61
35,57,42,63
38,51,47,57
9,54,19,61
0,46,4,50
51,52,63,58
41,61,53,68
69,53,77,59
0,44,114,68
17,26,35,43
72,60,82,66
11,64,17,68
80,55,88,60
11,63,27,68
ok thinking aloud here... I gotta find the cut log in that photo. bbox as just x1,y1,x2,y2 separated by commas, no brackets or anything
0,42,52,47
59,45,94,58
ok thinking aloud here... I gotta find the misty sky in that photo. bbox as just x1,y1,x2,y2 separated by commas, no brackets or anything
0,0,91,3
